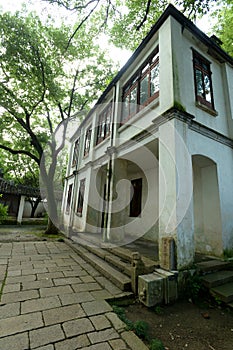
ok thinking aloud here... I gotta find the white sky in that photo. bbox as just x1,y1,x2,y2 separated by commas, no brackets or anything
0,0,215,66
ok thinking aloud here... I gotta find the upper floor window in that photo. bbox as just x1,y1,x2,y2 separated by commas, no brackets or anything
122,47,159,123
193,50,214,110
96,102,112,145
83,125,92,157
72,138,80,167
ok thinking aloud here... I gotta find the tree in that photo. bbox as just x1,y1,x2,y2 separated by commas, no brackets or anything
0,9,116,233
213,2,233,57
43,0,223,51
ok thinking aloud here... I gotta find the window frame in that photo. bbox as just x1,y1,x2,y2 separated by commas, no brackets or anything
83,125,92,157
76,178,85,216
192,49,215,110
121,47,159,123
96,101,112,145
72,138,80,167
66,183,73,214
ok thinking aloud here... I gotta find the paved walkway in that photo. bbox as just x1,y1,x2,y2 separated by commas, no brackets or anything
0,240,148,350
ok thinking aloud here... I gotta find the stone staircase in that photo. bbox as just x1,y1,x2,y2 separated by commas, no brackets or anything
197,259,233,307
66,234,158,293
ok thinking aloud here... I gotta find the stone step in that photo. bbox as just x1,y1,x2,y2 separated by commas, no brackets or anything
71,236,132,276
211,282,233,303
201,270,233,288
68,239,131,291
107,246,157,273
196,260,231,274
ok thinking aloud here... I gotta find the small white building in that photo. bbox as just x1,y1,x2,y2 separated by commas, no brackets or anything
62,4,233,270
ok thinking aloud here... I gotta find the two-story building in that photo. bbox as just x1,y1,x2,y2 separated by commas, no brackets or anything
61,4,233,270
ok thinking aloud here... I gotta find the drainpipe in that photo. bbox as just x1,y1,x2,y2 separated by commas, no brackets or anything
103,85,117,242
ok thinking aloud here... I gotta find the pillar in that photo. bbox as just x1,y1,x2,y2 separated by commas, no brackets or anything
17,195,26,225
158,118,194,269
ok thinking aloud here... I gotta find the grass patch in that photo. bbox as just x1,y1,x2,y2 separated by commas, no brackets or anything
112,305,165,349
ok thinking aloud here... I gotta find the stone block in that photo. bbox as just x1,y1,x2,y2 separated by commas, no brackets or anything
21,296,61,314
63,318,94,338
88,328,119,344
81,300,112,316
40,285,73,297
121,331,149,350
90,315,111,330
59,292,94,306
30,324,65,348
1,289,39,304
0,332,29,350
55,334,90,350
0,312,43,337
43,304,85,325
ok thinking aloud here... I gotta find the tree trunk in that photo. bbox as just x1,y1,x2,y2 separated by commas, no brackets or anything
44,216,60,235
30,197,41,218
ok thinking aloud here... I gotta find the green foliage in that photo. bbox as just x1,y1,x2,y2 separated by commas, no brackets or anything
150,338,165,350
181,271,204,301
153,305,164,315
0,197,8,224
213,3,233,57
223,248,233,259
112,305,149,339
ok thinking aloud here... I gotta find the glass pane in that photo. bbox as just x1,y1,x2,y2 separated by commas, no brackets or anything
140,75,149,105
151,63,159,96
122,95,129,120
204,74,212,103
106,114,111,136
152,52,159,62
130,87,137,115
195,69,204,97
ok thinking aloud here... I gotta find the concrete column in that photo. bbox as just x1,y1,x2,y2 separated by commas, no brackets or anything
17,195,26,225
158,118,194,269
106,158,128,243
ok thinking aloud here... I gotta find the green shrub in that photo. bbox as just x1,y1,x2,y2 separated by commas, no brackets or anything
0,202,8,224
133,320,149,339
150,338,165,350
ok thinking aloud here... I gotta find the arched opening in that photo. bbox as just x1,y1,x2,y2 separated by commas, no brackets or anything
192,155,223,256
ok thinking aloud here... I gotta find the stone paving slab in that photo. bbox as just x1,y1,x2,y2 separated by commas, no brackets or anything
0,240,148,350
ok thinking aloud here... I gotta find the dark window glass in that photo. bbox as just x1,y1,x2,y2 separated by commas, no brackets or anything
84,126,92,156
130,178,142,217
77,179,85,216
72,138,80,166
193,50,214,109
121,46,159,123
96,102,112,145
66,184,73,214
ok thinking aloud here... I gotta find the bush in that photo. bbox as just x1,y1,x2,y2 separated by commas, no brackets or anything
150,338,165,350
0,202,8,224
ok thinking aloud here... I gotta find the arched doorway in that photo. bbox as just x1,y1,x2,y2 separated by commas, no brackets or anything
192,155,223,256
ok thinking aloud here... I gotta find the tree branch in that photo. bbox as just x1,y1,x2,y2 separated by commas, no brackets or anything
64,0,100,52
0,144,40,165
136,0,152,31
